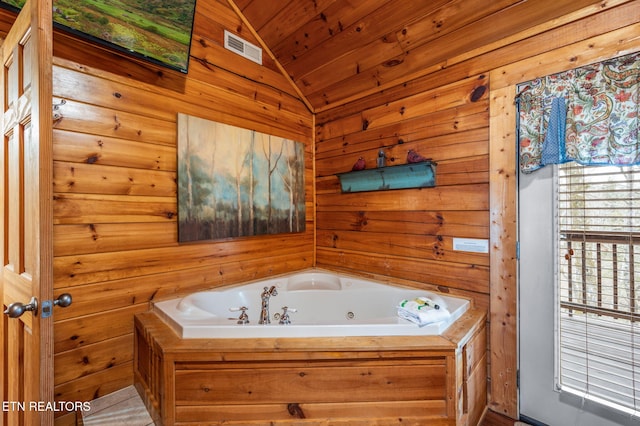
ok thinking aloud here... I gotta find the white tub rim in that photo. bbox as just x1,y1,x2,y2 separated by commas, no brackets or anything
153,268,472,339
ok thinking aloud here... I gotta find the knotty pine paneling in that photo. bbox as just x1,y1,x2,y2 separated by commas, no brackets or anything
315,73,491,303
54,362,134,403
53,236,313,288
315,2,640,420
49,0,313,407
54,334,133,385
488,85,519,422
302,0,607,109
270,0,393,67
0,0,633,419
316,103,489,158
315,230,489,267
281,0,453,82
315,210,488,239
53,129,177,170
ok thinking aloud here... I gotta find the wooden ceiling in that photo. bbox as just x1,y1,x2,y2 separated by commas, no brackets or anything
0,1,608,113
231,0,604,112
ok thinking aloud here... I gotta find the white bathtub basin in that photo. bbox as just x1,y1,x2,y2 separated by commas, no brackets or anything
153,269,470,338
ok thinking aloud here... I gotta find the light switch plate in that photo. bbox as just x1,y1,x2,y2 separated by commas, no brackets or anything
453,238,489,253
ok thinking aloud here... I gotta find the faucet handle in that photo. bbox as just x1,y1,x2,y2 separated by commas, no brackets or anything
229,306,249,324
263,286,278,297
278,306,297,325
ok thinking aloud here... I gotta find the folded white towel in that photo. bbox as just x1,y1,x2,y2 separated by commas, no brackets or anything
397,296,451,327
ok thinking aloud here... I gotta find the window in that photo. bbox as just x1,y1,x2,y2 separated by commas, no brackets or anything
557,162,640,415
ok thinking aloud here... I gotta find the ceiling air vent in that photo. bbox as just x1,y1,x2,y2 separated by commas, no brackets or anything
224,30,262,65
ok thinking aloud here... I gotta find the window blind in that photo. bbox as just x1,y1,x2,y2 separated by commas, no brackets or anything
557,162,640,415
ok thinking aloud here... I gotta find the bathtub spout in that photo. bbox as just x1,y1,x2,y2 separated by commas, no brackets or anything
259,286,278,324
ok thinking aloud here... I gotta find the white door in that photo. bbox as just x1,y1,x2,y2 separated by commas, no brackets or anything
519,166,635,425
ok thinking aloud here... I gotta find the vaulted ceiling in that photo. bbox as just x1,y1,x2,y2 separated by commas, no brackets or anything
231,0,604,112
0,1,608,114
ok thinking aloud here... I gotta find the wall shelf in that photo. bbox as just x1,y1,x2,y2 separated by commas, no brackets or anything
336,161,436,193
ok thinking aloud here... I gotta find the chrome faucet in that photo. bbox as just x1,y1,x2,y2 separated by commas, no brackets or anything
259,286,278,324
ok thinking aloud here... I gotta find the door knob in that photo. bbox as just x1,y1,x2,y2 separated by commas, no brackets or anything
4,297,38,318
4,293,72,319
54,293,72,308
40,293,73,318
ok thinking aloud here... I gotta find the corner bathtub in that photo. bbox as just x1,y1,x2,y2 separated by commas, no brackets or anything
135,270,487,425
152,270,470,338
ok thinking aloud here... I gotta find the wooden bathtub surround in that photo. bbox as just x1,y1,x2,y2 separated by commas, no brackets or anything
134,307,486,425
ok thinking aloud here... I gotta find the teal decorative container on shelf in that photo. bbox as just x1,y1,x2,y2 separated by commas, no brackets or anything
336,161,436,193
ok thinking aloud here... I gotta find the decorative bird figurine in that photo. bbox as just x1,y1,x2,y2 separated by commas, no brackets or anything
352,157,366,171
407,149,431,164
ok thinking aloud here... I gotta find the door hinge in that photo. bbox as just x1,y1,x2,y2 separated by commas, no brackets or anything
516,241,520,260
517,369,520,388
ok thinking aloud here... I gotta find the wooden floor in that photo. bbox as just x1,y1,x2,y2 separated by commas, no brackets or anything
481,409,532,426
81,386,155,425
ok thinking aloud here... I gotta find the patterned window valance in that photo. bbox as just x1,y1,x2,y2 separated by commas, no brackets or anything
518,51,640,173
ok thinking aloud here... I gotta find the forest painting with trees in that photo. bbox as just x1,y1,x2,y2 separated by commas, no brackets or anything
177,114,306,242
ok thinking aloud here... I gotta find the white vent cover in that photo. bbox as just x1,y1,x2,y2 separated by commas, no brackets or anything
224,30,262,65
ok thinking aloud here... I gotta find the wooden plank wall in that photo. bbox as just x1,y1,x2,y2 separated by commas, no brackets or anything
45,0,313,405
314,0,640,418
0,0,637,420
315,75,491,305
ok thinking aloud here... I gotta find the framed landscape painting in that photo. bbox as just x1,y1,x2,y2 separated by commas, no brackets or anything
177,114,306,242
